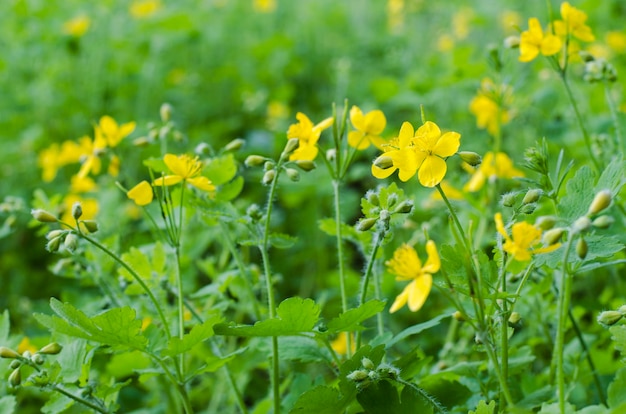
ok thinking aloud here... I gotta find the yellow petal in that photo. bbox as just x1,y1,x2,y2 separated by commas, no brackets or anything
314,116,334,132
99,115,118,137
433,131,461,158
349,106,364,130
519,41,540,62
541,34,562,56
289,144,318,161
363,110,386,134
407,275,432,312
463,170,486,192
188,176,215,192
397,122,414,148
494,212,508,240
389,286,409,313
417,155,447,187
372,164,397,179
127,181,153,206
153,175,183,186
348,131,370,150
417,121,442,145
163,154,187,177
422,240,440,274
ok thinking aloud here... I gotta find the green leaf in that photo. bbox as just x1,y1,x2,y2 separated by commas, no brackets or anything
279,336,332,363
418,371,471,410
163,313,223,357
34,299,147,350
596,155,625,193
204,153,238,185
142,157,167,173
610,324,626,359
214,297,320,337
0,309,9,342
387,314,450,348
0,396,16,414
41,392,74,414
216,175,244,202
269,233,298,249
326,300,386,335
56,339,87,383
119,247,152,283
560,166,595,220
289,385,346,414
356,379,401,414
608,367,626,408
469,400,496,414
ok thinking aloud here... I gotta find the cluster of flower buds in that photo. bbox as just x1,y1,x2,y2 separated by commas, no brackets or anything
0,342,62,387
579,52,618,83
356,189,414,233
245,138,316,186
135,103,184,147
501,188,542,214
597,305,626,328
32,203,98,253
346,357,401,390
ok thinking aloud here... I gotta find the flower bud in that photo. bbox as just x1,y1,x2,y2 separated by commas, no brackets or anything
572,216,592,234
587,190,612,216
366,191,380,207
392,200,414,215
326,148,336,162
452,311,466,322
262,169,276,186
543,227,565,245
64,233,79,253
160,103,173,123
285,168,300,182
244,155,266,168
361,357,375,370
282,138,300,155
503,35,520,49
501,193,516,208
520,203,536,215
8,368,21,387
356,217,377,232
39,342,63,355
578,51,595,62
576,237,588,260
597,310,623,327
224,138,245,152
592,215,614,229
347,369,369,382
458,151,482,167
82,220,99,233
22,351,32,359
133,136,150,147
0,347,20,359
508,312,521,325
522,189,541,205
295,160,316,171
46,236,63,253
9,360,21,370
31,353,44,365
246,204,263,221
71,202,83,220
535,216,557,230
194,142,211,155
379,209,391,222
46,230,66,240
618,305,626,316
387,194,398,208
373,155,393,170
31,209,58,223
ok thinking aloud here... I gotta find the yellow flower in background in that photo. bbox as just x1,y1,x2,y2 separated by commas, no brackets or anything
266,100,289,130
606,31,626,54
70,175,97,193
63,15,90,37
96,116,136,148
130,0,161,19
495,213,560,261
464,152,524,192
61,195,98,224
153,154,215,192
38,139,90,182
286,112,333,161
127,181,154,206
17,337,38,354
452,8,473,40
387,241,440,313
372,121,460,188
253,0,276,13
437,34,455,52
387,0,405,33
469,77,513,137
500,10,522,33
554,2,594,42
430,180,464,202
331,332,356,356
519,18,562,62
348,106,386,150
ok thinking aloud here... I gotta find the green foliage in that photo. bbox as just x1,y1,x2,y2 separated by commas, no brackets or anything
325,300,386,335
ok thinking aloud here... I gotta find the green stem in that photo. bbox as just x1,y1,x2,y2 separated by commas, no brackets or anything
51,385,109,414
261,166,282,414
175,246,185,375
356,230,384,349
603,80,623,151
149,353,193,414
396,378,448,414
332,179,351,358
555,235,575,412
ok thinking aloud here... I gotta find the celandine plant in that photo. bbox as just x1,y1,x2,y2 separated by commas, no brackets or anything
1,2,626,414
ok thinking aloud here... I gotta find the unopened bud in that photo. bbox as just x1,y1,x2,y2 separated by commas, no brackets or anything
379,209,391,222
295,159,316,171
503,35,520,49
71,202,83,220
543,227,565,245
387,194,398,208
522,189,541,205
458,151,482,167
194,142,211,156
262,169,276,186
264,161,274,171
618,305,626,316
160,103,173,123
393,200,414,214
224,138,245,152
133,136,150,147
285,168,300,182
598,310,623,327
520,203,536,215
572,216,592,234
46,230,66,240
361,357,375,370
9,360,20,370
326,148,336,162
366,191,380,207
0,347,20,359
82,220,99,233
31,209,58,223
452,311,466,321
39,342,63,355
46,236,63,253
508,312,521,324
501,193,516,207
31,354,44,365
373,155,393,170
587,190,612,216
8,368,21,387
576,237,588,260
64,233,79,253
22,351,32,359
283,138,300,155
592,215,614,229
244,155,266,167
356,217,378,232
347,369,369,382
535,216,557,230
578,51,595,63
246,204,263,221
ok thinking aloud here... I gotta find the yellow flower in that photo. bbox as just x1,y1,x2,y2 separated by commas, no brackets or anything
331,332,356,356
38,139,90,182
519,18,562,62
606,31,626,54
500,10,522,34
153,154,215,192
430,180,464,202
387,0,405,33
554,2,594,42
253,0,276,13
96,115,136,148
286,112,333,161
348,106,387,150
17,337,38,354
495,213,560,261
130,0,161,19
127,181,154,206
70,175,97,193
372,121,461,188
464,152,524,192
387,241,440,313
63,15,90,37
469,78,513,136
